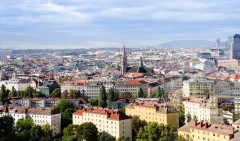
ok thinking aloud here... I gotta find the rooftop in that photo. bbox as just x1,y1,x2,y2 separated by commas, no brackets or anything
73,106,131,121
178,120,234,136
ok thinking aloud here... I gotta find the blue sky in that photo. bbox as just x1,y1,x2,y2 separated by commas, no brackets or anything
0,0,240,49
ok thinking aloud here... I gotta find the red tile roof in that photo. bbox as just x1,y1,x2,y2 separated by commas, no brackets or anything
126,80,147,85
73,106,131,121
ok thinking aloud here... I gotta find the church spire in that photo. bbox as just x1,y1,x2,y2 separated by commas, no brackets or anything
139,56,143,67
121,43,127,75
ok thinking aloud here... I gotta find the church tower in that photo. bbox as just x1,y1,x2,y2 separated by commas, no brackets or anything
121,45,127,75
139,56,143,67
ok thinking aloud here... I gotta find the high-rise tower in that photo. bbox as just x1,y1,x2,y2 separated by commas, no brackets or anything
121,45,127,75
230,34,240,60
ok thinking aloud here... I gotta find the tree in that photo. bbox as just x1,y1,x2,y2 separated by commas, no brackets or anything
16,130,31,141
98,132,115,141
8,86,17,98
16,118,34,141
42,123,52,138
176,135,186,141
136,122,177,141
223,118,230,125
179,112,185,127
54,99,76,113
155,87,162,98
62,90,69,99
50,88,61,98
137,122,160,141
59,77,68,84
98,85,107,107
16,117,34,132
62,108,75,129
30,125,44,140
54,99,77,130
132,116,147,140
62,124,79,141
117,64,121,71
25,86,35,98
162,88,167,99
69,90,78,99
0,116,14,138
137,87,145,98
116,137,130,141
89,99,98,106
78,122,98,141
186,113,192,123
107,88,114,108
0,84,7,99
119,92,132,99
194,80,200,97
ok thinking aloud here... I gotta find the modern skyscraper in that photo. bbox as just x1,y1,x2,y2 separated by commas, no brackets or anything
121,45,127,75
230,34,240,60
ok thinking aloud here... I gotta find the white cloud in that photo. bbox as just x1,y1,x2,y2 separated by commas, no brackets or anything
1,0,240,24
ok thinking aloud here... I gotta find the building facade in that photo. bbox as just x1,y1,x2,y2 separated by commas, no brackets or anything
125,101,179,128
0,106,61,135
230,34,240,60
183,98,223,123
73,106,132,140
178,120,235,141
183,80,215,97
10,98,88,108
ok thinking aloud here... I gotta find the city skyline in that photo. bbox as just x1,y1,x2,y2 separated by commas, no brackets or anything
1,0,240,49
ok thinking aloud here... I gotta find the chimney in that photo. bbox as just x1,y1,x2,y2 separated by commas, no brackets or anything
194,120,197,126
200,121,203,127
205,122,208,128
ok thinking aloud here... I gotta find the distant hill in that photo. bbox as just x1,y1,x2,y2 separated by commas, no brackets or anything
158,40,215,48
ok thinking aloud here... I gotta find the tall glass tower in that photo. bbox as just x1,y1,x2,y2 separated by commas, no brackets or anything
230,34,240,60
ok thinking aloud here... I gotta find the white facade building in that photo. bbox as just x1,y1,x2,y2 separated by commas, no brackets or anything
183,98,223,123
0,78,36,91
73,106,132,140
0,106,61,136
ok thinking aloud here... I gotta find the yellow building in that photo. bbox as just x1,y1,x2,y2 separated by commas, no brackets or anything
178,120,235,141
73,106,132,140
125,100,179,128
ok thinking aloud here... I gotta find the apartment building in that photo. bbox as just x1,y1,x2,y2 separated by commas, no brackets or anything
178,120,236,141
163,76,183,93
215,81,240,103
234,98,240,114
10,98,88,108
61,80,148,99
183,98,223,123
0,78,36,91
183,79,215,97
147,76,183,96
73,106,132,140
125,100,179,128
0,106,61,135
115,80,148,98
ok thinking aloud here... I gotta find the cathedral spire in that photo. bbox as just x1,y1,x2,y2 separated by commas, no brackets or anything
121,43,127,75
139,56,143,67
